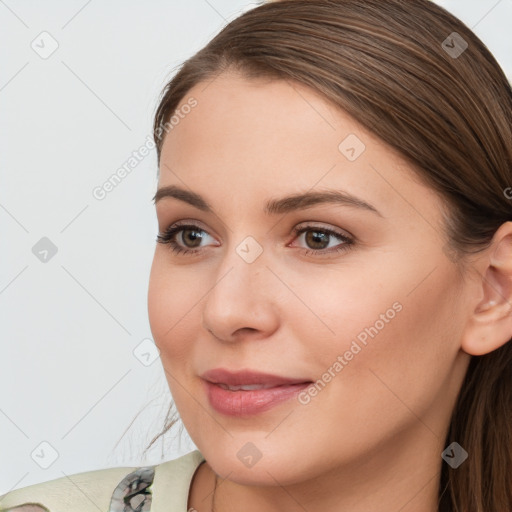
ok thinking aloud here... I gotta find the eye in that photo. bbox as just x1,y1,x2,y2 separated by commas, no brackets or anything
156,222,217,255
156,221,355,258
290,224,354,256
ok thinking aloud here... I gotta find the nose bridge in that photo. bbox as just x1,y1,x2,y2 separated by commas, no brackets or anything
213,230,269,294
201,236,278,341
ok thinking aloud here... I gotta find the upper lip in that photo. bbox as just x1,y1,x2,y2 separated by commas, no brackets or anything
201,368,312,387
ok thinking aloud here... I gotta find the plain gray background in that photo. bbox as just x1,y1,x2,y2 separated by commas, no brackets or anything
1,0,511,494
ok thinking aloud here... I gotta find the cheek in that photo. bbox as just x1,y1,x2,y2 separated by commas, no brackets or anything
285,263,405,366
297,260,463,432
147,254,200,361
147,262,200,413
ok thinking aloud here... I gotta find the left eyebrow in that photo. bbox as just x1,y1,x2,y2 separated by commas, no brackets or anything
153,185,382,217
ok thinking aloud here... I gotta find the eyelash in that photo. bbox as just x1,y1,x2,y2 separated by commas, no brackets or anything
156,221,354,258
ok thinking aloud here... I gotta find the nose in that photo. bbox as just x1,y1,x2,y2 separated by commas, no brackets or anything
201,253,280,344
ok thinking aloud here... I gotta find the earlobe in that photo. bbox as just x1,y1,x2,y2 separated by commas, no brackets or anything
460,221,512,356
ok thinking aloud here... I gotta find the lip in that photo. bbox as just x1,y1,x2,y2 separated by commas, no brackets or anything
200,368,312,417
201,368,310,387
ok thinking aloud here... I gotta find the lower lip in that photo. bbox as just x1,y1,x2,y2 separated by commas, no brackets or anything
203,380,311,417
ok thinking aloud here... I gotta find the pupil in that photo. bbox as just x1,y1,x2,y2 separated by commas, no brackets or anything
306,230,328,249
184,229,202,247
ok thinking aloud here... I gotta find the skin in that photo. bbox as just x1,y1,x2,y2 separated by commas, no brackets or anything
147,71,512,512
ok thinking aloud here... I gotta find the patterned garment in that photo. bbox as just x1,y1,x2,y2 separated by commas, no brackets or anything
0,449,205,512
108,467,156,512
2,507,49,512
3,466,156,512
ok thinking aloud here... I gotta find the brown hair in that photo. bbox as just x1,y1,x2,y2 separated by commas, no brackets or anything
144,1,512,510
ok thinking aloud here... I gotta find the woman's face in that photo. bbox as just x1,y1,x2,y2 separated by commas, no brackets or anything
148,72,473,486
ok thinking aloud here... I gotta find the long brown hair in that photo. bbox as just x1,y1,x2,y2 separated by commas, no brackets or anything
145,1,512,510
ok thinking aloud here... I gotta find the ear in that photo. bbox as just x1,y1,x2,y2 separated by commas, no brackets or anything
461,221,512,356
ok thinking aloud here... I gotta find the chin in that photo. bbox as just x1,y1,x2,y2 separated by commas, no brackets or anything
200,442,316,487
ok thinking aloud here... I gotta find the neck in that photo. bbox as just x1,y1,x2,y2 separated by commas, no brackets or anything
203,428,444,512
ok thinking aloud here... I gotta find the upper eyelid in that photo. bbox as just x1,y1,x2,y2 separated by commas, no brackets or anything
163,221,347,233
156,205,355,234
161,219,212,235
294,223,352,237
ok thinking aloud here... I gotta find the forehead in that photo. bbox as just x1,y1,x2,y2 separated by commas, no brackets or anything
163,71,348,154
158,72,445,226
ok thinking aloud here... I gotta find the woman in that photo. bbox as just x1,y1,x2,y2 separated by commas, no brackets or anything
2,0,511,511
